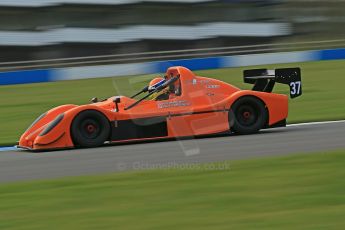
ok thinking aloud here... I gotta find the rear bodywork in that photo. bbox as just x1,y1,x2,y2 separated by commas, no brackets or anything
18,66,300,151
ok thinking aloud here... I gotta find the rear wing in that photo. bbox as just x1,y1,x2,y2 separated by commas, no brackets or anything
243,67,302,98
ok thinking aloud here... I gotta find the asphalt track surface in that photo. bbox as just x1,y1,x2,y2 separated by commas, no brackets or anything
0,120,345,183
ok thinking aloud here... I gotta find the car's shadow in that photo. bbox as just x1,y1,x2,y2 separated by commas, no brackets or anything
29,127,294,153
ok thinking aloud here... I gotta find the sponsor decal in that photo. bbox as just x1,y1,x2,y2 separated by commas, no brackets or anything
206,84,220,89
158,100,191,109
186,79,210,85
186,79,220,88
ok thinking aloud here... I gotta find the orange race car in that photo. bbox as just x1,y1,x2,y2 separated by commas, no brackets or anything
18,66,302,151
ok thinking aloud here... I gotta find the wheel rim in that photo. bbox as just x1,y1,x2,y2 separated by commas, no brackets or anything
235,104,258,127
80,118,101,139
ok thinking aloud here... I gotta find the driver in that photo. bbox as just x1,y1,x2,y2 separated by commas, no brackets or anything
148,77,170,101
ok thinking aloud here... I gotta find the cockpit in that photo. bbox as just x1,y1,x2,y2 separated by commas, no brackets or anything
125,72,181,110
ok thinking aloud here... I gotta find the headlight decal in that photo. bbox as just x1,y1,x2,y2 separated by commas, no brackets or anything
25,112,47,132
39,113,64,136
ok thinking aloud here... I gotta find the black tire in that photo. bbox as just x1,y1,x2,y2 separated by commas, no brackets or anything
71,110,110,147
229,96,267,134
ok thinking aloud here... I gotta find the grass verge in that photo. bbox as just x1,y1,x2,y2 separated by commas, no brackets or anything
0,59,344,145
0,150,345,229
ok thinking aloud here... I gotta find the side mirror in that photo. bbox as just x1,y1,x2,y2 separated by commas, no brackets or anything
113,97,121,112
91,97,98,103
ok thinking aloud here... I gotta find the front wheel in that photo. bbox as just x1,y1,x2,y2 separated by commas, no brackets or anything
229,96,267,134
71,110,110,148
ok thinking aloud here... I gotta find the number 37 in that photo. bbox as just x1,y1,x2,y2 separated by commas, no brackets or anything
290,81,301,95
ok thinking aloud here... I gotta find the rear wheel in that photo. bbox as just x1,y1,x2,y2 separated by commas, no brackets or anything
71,110,110,147
229,96,267,134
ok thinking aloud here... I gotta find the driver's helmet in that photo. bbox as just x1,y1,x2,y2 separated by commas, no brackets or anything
148,77,169,101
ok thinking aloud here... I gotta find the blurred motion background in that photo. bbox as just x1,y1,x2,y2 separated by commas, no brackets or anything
0,0,345,145
0,0,344,66
1,2,345,229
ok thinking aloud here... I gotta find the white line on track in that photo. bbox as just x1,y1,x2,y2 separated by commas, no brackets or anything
0,146,17,152
0,119,344,152
287,119,345,127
